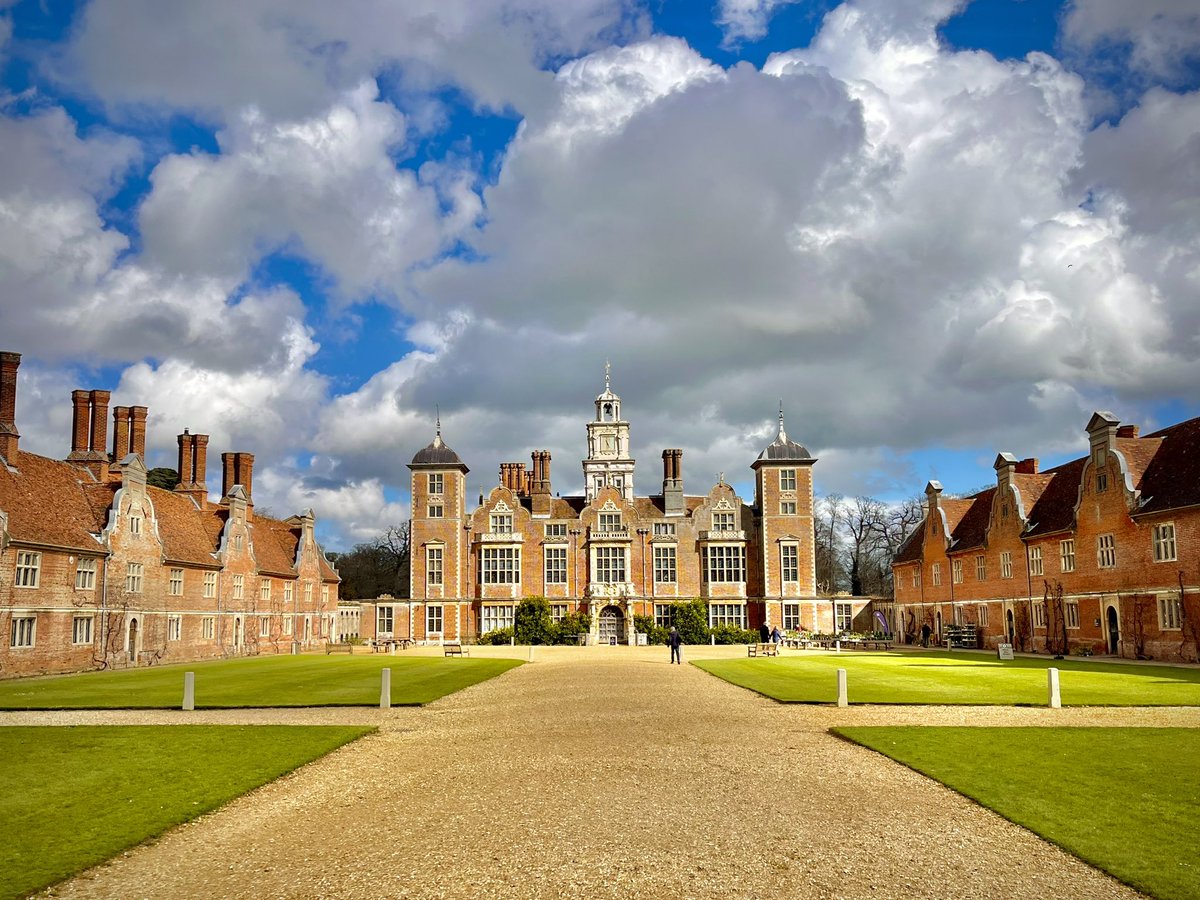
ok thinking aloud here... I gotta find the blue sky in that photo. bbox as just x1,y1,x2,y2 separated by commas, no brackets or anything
1,0,1198,549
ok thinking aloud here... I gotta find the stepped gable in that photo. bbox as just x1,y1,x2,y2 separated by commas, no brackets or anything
0,450,107,550
148,486,221,566
1024,457,1087,537
1134,417,1200,515
949,488,996,552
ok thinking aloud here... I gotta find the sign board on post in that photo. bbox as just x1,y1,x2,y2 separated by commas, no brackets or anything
997,643,1015,660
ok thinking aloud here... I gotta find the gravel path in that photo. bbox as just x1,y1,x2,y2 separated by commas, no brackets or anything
24,647,1180,899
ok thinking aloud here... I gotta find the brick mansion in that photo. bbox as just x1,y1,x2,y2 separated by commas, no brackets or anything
387,370,840,646
893,412,1200,661
0,352,340,678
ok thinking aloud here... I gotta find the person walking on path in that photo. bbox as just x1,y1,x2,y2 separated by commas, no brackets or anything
921,622,932,648
771,625,782,645
668,626,683,664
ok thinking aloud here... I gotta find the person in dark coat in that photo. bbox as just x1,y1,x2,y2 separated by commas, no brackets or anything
759,622,771,643
668,626,683,664
771,625,782,644
921,622,932,648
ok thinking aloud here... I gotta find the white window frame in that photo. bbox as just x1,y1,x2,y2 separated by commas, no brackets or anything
712,511,736,531
481,547,520,584
550,604,568,622
1153,523,1177,563
653,545,677,584
834,602,853,633
598,512,623,533
782,603,801,631
429,473,444,494
377,606,394,635
977,604,989,627
11,616,36,648
594,546,627,584
1097,533,1116,569
706,545,745,584
261,580,271,603
428,504,444,518
952,559,963,584
427,546,444,586
1159,596,1181,630
654,603,673,629
14,550,40,588
426,605,443,634
125,562,144,593
709,603,746,628
304,583,313,604
653,522,676,537
481,605,514,633
931,563,942,586
75,557,97,590
232,573,244,600
72,615,94,645
1060,539,1076,573
167,615,182,641
283,616,294,636
169,568,184,596
129,514,142,535
1028,546,1044,576
975,555,986,581
545,523,568,539
1066,601,1080,629
259,616,271,638
911,569,921,589
781,544,799,583
1000,550,1013,579
490,512,513,534
544,546,567,585
284,582,293,604
780,500,797,516
201,616,215,640
780,469,797,491
1034,603,1047,628
204,571,218,598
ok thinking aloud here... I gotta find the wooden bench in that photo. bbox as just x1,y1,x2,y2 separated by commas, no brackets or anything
747,643,779,657
444,643,470,657
324,642,353,655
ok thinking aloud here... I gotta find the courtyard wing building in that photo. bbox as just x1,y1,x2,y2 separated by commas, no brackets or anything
892,412,1200,660
0,352,340,677
400,373,827,644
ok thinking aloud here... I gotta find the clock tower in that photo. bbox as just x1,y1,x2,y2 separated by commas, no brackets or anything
583,362,635,501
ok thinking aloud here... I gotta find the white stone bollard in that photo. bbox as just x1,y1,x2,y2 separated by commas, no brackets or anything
510,636,515,647
182,671,195,711
380,668,391,710
711,634,716,646
835,640,841,653
528,644,534,662
1048,667,1061,709
837,668,848,707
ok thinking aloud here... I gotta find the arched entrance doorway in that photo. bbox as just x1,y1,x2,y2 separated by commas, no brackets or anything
1006,608,1015,644
1106,606,1120,655
598,606,625,645
127,618,139,663
234,616,244,651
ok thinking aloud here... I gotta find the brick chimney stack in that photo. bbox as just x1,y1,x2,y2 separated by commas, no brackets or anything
193,434,209,489
221,451,254,501
662,449,684,515
0,351,20,460
531,450,552,516
177,431,194,485
112,406,131,460
176,431,212,507
129,406,148,459
89,390,109,461
69,390,89,457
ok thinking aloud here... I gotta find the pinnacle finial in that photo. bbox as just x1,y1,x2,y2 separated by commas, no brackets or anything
777,401,787,442
605,359,611,391
433,405,444,448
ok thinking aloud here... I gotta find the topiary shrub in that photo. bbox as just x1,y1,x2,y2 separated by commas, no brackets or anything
514,597,556,645
553,610,592,644
711,623,757,644
477,627,513,645
633,614,669,645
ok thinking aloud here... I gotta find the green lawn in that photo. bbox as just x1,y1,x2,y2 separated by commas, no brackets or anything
694,651,1200,705
0,655,522,709
835,727,1200,900
0,725,373,899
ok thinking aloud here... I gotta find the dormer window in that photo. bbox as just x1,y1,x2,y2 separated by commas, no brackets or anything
1096,471,1108,493
234,533,244,551
713,511,735,531
129,515,142,535
490,513,513,534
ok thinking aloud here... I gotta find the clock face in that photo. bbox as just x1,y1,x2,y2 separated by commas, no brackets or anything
601,435,616,453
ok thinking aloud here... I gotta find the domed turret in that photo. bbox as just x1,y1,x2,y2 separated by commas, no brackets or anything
409,415,468,472
752,405,815,467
